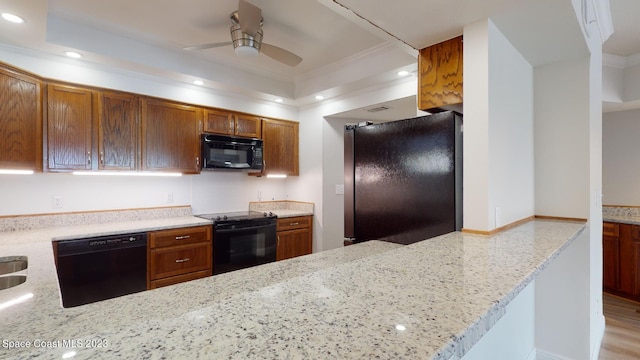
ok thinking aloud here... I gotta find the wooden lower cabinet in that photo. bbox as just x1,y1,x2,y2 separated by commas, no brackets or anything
147,225,212,289
276,216,312,261
603,221,640,300
603,222,620,291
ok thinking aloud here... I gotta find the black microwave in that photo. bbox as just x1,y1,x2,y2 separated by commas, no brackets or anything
201,134,263,171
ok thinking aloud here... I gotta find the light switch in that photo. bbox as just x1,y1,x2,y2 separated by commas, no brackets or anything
335,184,344,195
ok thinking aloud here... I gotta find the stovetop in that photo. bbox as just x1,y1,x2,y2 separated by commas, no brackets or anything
196,211,276,223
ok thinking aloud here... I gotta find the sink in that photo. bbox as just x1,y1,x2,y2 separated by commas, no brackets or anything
0,257,28,276
0,275,27,290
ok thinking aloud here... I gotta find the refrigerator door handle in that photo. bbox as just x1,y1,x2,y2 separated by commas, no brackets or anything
344,126,355,239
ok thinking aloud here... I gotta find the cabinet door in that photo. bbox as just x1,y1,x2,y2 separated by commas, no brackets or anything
618,224,637,296
141,98,201,173
277,228,312,261
261,118,299,176
418,36,463,111
203,109,234,136
235,114,261,138
603,222,620,291
46,83,93,170
0,66,42,170
632,225,640,296
98,91,138,170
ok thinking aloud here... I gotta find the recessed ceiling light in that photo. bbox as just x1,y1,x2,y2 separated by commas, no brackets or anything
193,80,204,86
1,13,24,24
315,95,324,101
274,98,283,103
397,70,410,77
65,51,82,59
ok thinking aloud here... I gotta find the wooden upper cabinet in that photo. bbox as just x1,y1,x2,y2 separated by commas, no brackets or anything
418,35,463,112
203,109,234,136
0,65,42,170
46,83,94,171
141,98,202,174
260,118,299,176
234,113,261,138
98,91,139,170
203,109,261,138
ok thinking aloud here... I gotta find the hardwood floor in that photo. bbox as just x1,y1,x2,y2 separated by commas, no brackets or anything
599,293,640,360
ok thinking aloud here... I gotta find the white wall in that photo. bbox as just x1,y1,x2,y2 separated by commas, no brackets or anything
463,19,534,232
535,229,591,360
534,60,590,219
487,20,535,229
602,109,640,205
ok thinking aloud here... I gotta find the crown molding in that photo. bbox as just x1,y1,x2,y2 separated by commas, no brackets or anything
602,52,640,69
602,53,626,69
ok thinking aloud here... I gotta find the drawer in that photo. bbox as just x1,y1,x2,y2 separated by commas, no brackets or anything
148,269,211,290
603,222,619,237
277,216,311,231
149,225,212,248
149,242,212,280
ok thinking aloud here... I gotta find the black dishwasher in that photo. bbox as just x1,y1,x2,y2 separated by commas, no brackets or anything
54,233,147,308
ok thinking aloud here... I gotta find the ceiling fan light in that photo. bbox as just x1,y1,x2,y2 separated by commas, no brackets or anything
235,46,259,56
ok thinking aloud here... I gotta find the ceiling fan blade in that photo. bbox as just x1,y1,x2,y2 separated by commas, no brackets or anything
261,43,303,67
238,0,262,36
183,42,232,51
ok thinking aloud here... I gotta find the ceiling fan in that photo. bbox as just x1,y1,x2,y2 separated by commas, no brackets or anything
183,0,303,67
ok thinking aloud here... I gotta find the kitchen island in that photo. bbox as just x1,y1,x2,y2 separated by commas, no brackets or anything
0,217,584,359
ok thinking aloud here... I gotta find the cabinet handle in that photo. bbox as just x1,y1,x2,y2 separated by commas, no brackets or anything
100,152,104,166
175,235,191,240
87,151,91,165
290,222,299,226
277,235,280,247
175,258,190,263
196,157,200,168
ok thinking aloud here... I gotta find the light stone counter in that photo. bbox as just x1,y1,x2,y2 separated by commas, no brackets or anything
249,200,314,218
603,205,640,225
0,219,584,360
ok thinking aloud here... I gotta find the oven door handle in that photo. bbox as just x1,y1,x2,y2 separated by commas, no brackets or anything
215,224,275,233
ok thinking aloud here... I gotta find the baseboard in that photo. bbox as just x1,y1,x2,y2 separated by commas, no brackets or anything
536,349,573,360
590,314,606,360
525,347,537,360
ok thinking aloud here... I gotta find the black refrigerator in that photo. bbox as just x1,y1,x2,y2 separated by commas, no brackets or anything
344,111,462,245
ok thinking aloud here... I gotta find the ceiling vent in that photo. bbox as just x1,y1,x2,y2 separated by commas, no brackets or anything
366,106,391,113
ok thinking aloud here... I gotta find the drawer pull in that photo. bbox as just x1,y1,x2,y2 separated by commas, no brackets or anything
175,235,191,240
290,222,299,226
175,258,190,263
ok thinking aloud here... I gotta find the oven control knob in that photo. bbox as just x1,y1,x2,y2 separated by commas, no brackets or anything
263,212,268,217
223,215,228,220
268,211,274,217
216,216,222,221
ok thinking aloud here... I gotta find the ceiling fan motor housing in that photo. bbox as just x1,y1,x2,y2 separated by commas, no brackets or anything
230,10,263,56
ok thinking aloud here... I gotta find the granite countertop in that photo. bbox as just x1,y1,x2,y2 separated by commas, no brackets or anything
602,206,640,225
603,215,640,225
0,219,584,359
249,200,314,218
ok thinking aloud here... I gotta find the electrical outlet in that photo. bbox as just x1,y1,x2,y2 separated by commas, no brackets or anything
52,195,63,209
335,184,345,195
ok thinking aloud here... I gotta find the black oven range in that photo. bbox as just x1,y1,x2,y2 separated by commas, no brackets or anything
196,211,277,275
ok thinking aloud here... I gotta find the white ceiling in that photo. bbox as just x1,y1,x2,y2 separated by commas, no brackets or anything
0,0,638,119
